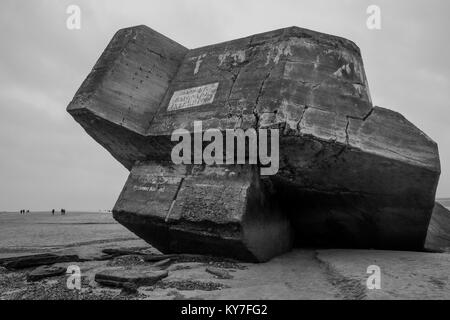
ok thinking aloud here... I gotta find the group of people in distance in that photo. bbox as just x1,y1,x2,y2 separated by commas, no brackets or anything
52,209,66,215
19,209,67,215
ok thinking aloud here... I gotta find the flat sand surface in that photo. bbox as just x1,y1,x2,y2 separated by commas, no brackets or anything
0,211,145,258
0,211,449,300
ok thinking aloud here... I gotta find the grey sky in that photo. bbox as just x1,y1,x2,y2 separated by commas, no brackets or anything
1,0,449,211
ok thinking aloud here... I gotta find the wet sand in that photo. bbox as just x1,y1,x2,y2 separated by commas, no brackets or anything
0,211,146,258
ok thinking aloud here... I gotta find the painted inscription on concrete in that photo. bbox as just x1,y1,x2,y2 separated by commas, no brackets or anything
167,83,219,111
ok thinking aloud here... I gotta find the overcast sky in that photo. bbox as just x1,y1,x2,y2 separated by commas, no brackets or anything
1,0,449,211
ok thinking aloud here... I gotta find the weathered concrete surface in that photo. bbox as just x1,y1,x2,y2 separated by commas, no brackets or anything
425,203,450,252
95,268,168,288
27,265,66,282
315,249,450,300
272,105,440,250
3,254,79,270
67,25,442,261
113,162,292,262
67,26,188,169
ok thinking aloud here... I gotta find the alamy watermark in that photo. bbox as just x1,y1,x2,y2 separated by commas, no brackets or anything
66,265,81,290
366,265,381,290
66,5,81,30
366,5,381,30
171,121,279,175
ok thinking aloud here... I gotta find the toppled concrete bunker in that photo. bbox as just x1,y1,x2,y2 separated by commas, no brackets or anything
68,25,444,262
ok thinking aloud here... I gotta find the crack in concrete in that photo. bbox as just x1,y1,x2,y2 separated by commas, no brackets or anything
296,105,309,133
252,72,273,129
145,48,166,60
344,107,375,146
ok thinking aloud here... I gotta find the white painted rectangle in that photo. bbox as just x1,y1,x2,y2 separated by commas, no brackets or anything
167,82,219,111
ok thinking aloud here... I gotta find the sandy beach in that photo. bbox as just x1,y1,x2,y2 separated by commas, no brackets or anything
0,211,449,300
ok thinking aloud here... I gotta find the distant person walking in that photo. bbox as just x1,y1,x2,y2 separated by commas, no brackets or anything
52,209,55,215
